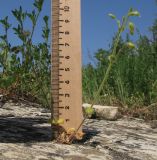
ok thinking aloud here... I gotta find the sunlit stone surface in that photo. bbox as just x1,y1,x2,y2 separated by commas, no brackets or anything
0,101,157,160
83,103,119,120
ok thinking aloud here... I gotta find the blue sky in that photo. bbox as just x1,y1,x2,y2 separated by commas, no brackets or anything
0,0,157,65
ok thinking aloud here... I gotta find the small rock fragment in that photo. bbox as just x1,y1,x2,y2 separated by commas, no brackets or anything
83,103,119,120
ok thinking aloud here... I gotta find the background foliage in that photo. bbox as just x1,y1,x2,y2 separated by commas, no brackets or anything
0,0,156,119
0,0,51,107
83,5,157,119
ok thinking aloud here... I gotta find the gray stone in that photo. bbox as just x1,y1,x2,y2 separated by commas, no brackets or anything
0,95,4,108
150,120,157,129
0,101,157,160
0,94,3,101
83,103,119,120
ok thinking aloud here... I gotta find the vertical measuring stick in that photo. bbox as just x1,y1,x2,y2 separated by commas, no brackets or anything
51,0,83,139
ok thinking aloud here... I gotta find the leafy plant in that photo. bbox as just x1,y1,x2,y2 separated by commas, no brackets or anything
70,8,142,144
0,0,50,107
83,6,157,120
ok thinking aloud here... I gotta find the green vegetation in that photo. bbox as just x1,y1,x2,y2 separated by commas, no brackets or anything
83,35,157,107
0,0,51,107
83,7,157,119
84,8,140,111
0,0,156,120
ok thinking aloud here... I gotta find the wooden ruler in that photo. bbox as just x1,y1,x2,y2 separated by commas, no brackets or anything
51,0,83,139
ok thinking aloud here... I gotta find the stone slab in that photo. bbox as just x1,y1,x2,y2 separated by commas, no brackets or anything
83,103,119,120
0,101,157,160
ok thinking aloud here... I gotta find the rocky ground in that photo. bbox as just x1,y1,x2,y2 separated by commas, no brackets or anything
0,100,157,160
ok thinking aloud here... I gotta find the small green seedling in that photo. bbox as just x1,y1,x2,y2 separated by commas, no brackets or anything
84,106,95,118
48,118,64,125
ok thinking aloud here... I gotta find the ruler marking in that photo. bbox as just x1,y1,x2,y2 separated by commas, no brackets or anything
51,0,83,139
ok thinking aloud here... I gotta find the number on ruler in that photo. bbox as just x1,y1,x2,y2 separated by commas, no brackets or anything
65,93,70,97
65,80,70,84
65,106,70,110
65,68,70,71
65,31,70,35
65,56,70,59
65,43,70,46
65,19,70,23
64,6,70,12
66,119,70,122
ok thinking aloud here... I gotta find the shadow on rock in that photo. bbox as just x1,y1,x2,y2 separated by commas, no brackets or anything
73,128,100,145
0,116,51,143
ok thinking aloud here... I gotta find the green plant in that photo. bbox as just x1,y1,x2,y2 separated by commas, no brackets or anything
69,8,141,144
83,9,140,105
89,8,139,107
83,7,157,110
0,0,51,107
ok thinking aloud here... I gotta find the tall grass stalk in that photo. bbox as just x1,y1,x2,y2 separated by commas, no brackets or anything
90,12,131,108
70,8,140,143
